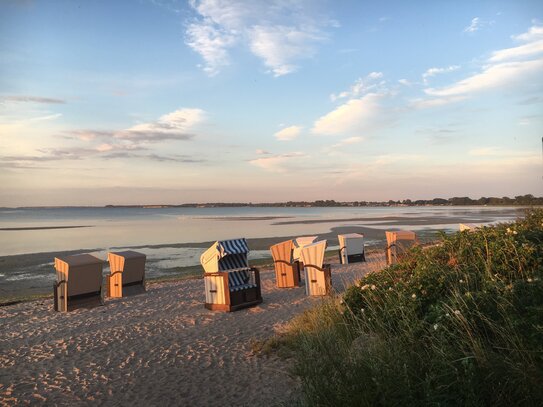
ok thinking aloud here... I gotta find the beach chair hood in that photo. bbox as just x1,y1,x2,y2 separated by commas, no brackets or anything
300,240,327,269
270,240,294,263
200,238,249,273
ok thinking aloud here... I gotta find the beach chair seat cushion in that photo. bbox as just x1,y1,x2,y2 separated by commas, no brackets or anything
227,269,256,291
230,283,258,292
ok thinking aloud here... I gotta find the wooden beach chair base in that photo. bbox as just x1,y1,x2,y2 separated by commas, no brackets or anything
275,261,302,288
53,284,103,312
106,274,146,298
204,268,263,312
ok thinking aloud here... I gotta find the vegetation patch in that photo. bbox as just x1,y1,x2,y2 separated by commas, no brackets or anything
269,209,543,406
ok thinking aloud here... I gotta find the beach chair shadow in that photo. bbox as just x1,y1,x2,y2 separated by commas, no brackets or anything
270,240,301,288
201,238,262,312
107,251,147,298
53,254,104,312
301,240,332,296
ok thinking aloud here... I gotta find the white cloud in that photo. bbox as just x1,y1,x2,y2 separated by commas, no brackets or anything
255,149,271,155
249,152,305,172
313,93,383,136
422,65,460,83
489,39,543,62
398,79,411,86
249,25,324,76
274,125,302,141
464,17,482,33
185,22,237,76
330,72,384,101
186,0,331,76
424,59,543,97
418,25,543,105
512,25,543,42
121,108,206,142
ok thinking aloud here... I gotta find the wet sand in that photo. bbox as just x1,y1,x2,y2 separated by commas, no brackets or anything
0,253,386,406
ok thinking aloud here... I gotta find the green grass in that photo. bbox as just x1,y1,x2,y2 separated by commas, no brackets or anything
267,209,543,406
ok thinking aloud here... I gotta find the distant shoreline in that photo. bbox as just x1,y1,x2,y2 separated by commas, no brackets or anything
1,195,541,209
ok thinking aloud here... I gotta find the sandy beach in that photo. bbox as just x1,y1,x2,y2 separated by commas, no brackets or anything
0,252,385,406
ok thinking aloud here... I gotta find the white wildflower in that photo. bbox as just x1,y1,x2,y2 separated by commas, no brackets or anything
412,293,417,299
433,324,438,331
527,278,533,283
371,285,376,291
361,284,369,291
454,310,461,315
459,279,464,283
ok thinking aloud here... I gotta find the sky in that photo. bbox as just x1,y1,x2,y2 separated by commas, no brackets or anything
1,0,542,206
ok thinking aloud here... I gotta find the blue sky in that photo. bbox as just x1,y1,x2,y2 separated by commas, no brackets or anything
1,0,542,206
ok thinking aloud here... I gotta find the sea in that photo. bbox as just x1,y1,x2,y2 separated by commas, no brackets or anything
0,206,524,298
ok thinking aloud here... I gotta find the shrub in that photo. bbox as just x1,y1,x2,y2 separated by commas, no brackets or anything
275,209,543,406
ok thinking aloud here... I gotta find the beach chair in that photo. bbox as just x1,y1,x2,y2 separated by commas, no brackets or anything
459,223,478,232
292,235,318,264
53,254,104,312
385,231,417,265
338,233,366,264
200,238,262,312
107,251,146,298
300,240,332,296
270,240,301,288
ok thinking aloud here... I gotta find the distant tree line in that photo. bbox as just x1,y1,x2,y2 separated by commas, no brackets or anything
104,194,542,208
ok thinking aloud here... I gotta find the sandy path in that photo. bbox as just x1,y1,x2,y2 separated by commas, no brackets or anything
0,253,385,406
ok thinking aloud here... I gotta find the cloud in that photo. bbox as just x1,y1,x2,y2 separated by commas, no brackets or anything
255,149,271,155
274,125,302,141
418,25,543,105
1,95,66,104
249,25,325,76
410,95,467,109
119,108,205,142
464,17,482,33
249,152,305,172
398,79,412,86
330,72,384,101
425,59,543,97
312,93,383,136
332,136,363,148
422,65,460,83
29,113,62,122
489,39,543,62
185,22,237,76
186,0,332,76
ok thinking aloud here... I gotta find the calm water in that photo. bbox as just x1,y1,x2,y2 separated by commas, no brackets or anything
0,206,523,296
0,206,520,257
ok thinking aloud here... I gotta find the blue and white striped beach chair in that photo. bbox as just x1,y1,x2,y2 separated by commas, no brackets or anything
201,238,262,311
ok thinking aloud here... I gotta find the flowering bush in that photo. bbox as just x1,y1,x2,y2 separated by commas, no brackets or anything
281,209,543,406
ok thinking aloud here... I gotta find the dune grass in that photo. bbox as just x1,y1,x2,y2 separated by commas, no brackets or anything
268,209,543,406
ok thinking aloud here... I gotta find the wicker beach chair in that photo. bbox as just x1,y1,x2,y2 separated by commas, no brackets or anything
201,238,262,312
270,240,301,288
107,251,146,298
292,235,318,267
459,223,478,232
53,254,104,312
385,231,417,265
300,240,332,296
338,233,366,264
